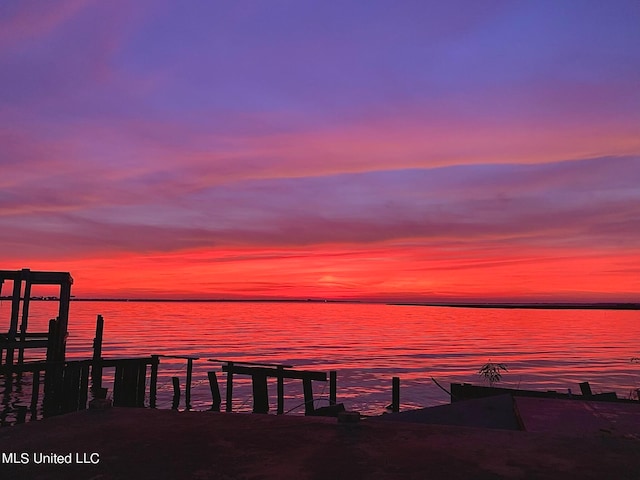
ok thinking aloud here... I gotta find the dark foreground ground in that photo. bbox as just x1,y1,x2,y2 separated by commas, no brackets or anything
1,407,639,479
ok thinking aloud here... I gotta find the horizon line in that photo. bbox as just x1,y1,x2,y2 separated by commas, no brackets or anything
5,297,637,310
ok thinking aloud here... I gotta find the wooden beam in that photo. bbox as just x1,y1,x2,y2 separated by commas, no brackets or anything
209,359,293,368
0,339,50,350
221,364,326,382
0,270,73,285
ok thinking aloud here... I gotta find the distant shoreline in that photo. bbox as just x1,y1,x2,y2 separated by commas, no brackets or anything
3,297,637,310
389,302,640,310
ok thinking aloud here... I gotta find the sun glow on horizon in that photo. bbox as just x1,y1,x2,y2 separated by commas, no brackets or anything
6,239,637,303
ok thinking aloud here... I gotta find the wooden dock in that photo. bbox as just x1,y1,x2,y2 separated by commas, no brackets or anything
1,269,340,424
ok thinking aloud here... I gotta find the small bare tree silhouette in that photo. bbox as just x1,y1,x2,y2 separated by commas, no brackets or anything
478,361,508,387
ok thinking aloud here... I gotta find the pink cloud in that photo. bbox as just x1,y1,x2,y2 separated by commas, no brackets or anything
0,0,94,48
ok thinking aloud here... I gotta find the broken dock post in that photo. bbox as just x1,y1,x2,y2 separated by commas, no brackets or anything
207,371,222,411
329,370,337,406
186,358,193,409
171,377,180,409
226,361,234,412
149,355,159,408
91,315,104,395
391,376,400,413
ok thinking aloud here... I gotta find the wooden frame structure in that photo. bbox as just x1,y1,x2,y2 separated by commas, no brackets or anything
215,360,328,415
0,268,73,366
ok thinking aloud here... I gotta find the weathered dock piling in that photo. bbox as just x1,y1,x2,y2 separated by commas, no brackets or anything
30,369,40,419
391,376,400,412
149,355,159,408
329,370,337,406
207,371,222,411
171,377,180,409
91,314,104,394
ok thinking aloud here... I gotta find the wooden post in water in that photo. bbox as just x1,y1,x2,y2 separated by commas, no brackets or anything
43,319,55,416
149,355,159,408
30,370,40,420
5,275,22,366
17,278,32,365
225,361,234,412
392,376,400,413
171,377,180,409
78,362,89,410
185,358,193,410
252,373,269,414
136,362,146,407
16,406,27,424
303,377,314,415
43,318,63,417
56,280,72,362
277,366,284,415
329,371,337,406
61,362,81,414
91,315,104,394
207,372,221,411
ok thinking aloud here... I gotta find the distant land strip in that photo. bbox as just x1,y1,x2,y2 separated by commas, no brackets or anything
389,302,640,310
16,297,359,304
1,297,638,310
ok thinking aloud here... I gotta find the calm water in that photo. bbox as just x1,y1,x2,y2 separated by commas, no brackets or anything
2,301,640,420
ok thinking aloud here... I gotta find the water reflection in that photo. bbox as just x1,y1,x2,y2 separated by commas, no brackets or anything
1,301,639,421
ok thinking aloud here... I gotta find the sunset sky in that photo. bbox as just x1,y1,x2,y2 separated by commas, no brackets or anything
1,1,639,301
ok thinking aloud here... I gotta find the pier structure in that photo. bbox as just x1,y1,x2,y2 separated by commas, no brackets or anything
0,268,72,366
160,356,335,416
0,268,413,422
0,270,163,423
212,359,330,415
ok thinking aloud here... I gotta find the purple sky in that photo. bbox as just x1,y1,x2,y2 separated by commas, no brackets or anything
1,1,639,300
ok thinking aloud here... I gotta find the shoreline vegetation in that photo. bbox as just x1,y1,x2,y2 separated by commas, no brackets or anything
1,297,638,310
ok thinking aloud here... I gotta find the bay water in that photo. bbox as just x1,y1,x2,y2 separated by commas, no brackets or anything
2,301,639,420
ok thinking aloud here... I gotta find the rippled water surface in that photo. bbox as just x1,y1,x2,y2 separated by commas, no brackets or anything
2,301,639,418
